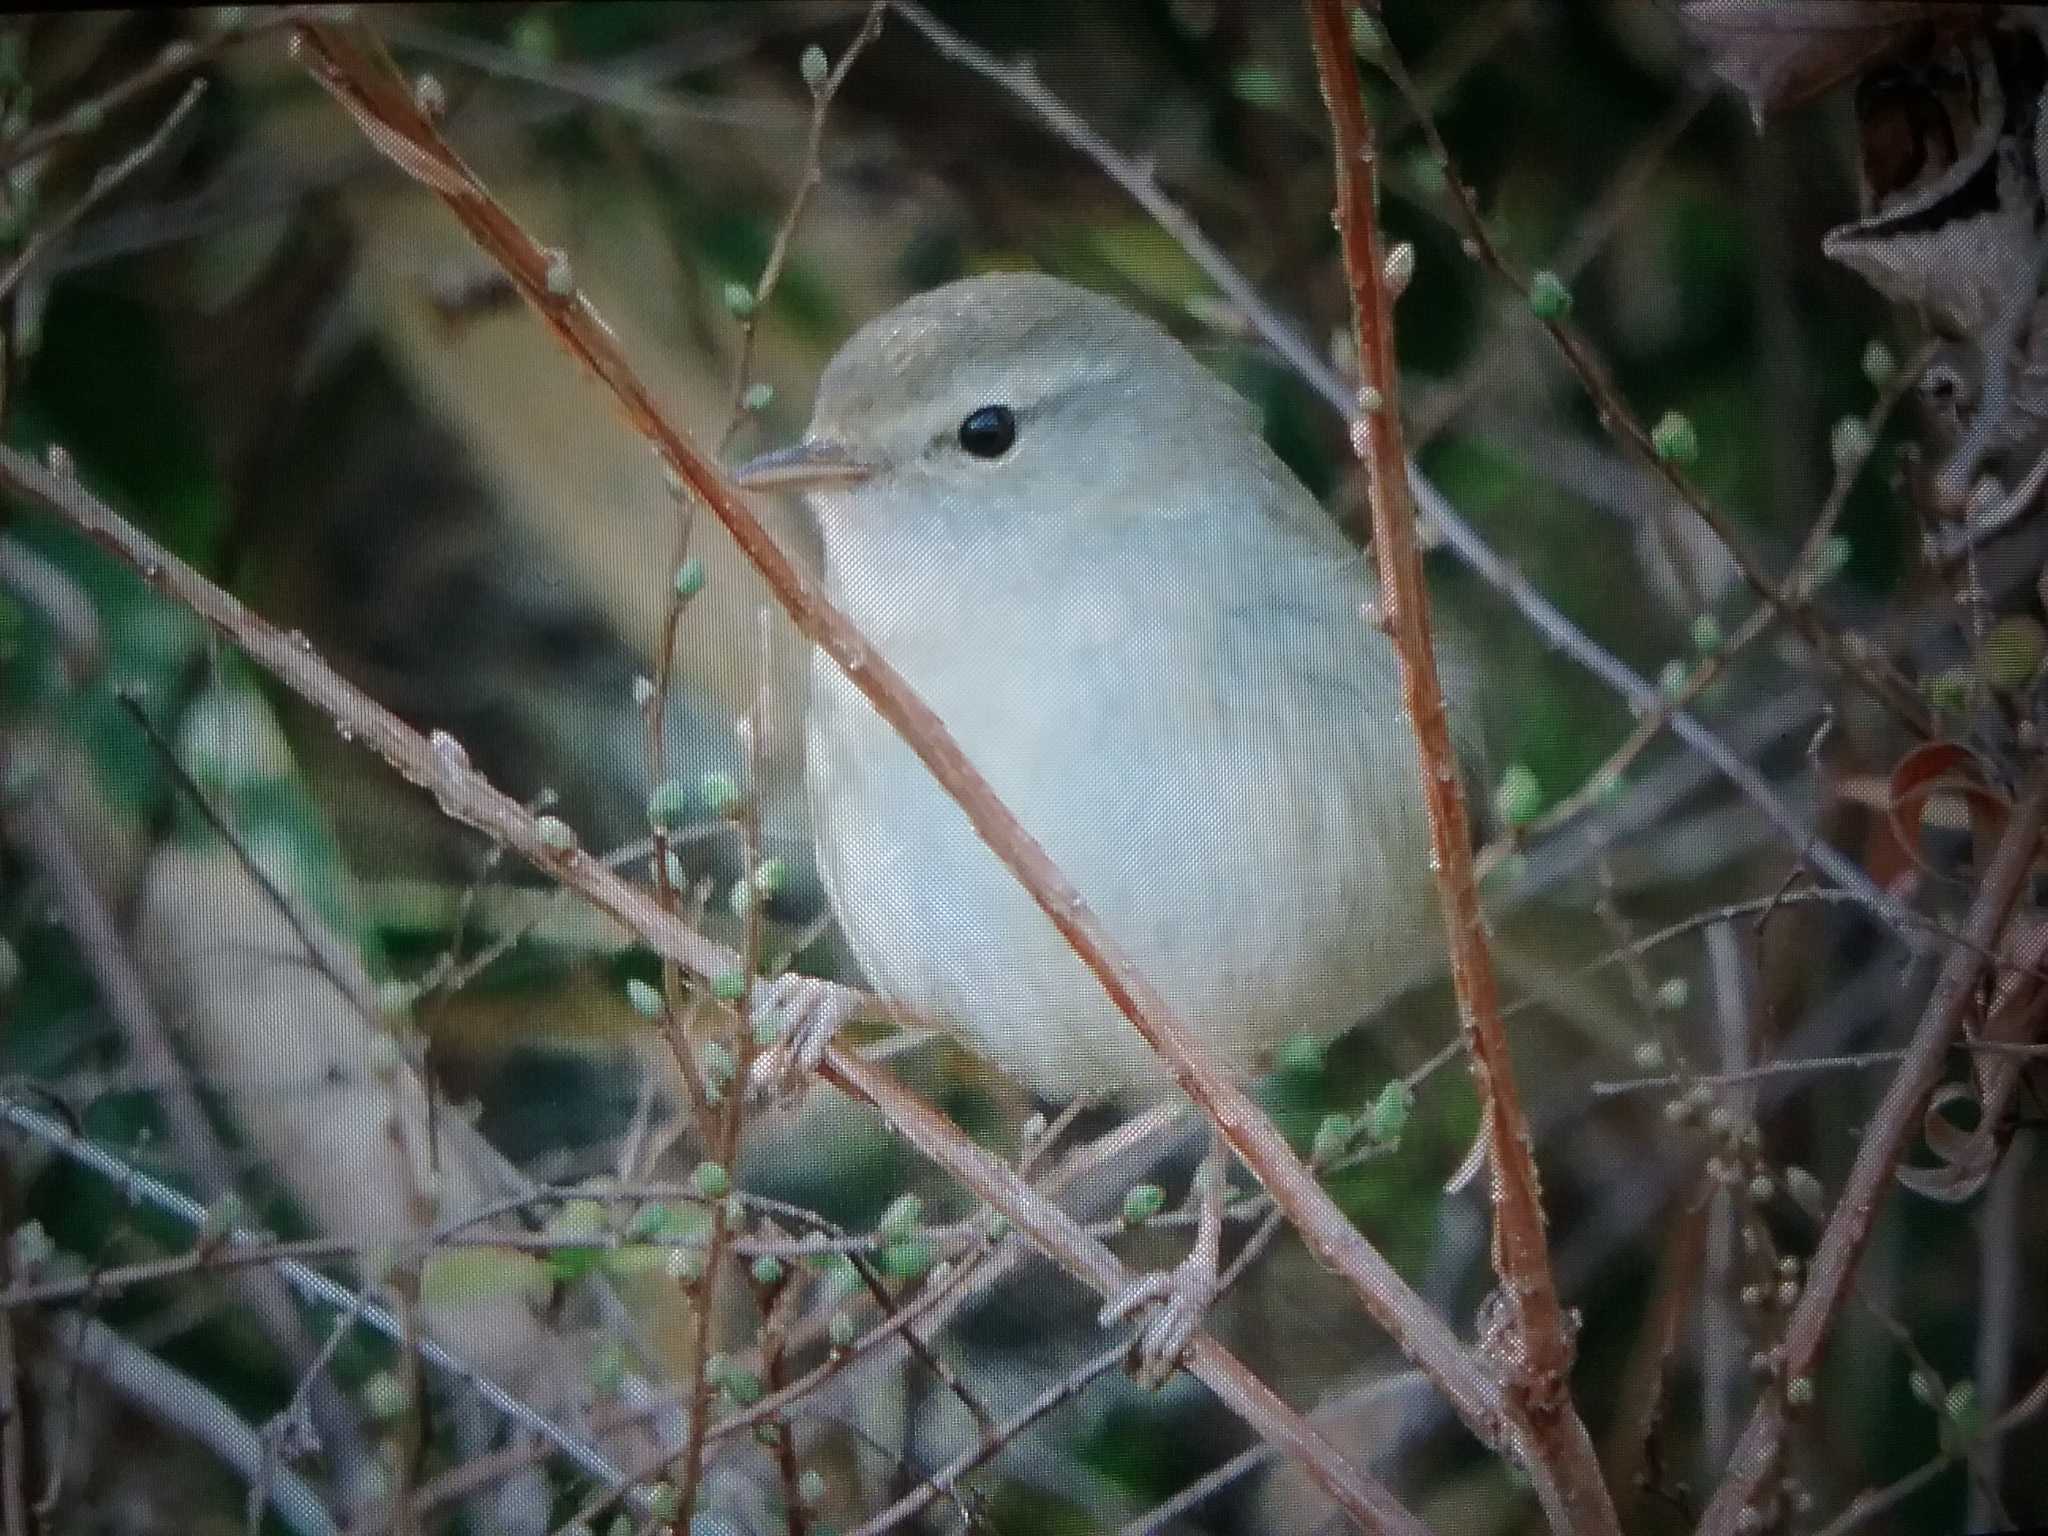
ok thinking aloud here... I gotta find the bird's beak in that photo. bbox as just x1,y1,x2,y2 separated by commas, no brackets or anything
732,437,876,492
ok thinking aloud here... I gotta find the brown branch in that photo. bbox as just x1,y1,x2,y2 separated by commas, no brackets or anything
1304,7,1619,1536
280,13,1559,1508
0,446,1418,1533
1698,765,2048,1533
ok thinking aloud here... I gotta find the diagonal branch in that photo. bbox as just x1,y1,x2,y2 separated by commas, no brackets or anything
1304,7,1620,1536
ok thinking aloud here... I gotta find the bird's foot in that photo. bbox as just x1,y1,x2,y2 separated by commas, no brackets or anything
745,973,860,1103
1099,1249,1217,1390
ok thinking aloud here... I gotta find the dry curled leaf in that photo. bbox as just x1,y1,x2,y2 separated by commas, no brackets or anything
1897,914,2048,1201
1681,1,1996,122
1875,739,2012,886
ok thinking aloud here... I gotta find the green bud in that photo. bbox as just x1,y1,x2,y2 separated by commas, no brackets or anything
700,770,741,815
711,969,747,1003
1860,340,1897,388
1926,665,1976,715
723,281,756,318
1275,1032,1323,1074
1365,1080,1413,1144
536,814,577,852
1785,1165,1825,1219
363,1370,407,1422
1658,659,1692,701
1350,8,1385,59
1493,762,1543,828
1979,615,2046,691
1943,1380,1979,1435
1689,614,1723,656
799,44,830,92
1829,415,1873,471
1382,241,1416,297
1527,270,1572,320
1404,146,1447,197
632,674,656,708
626,1203,675,1239
1230,64,1283,109
1784,1375,1815,1409
877,1193,923,1242
1312,1112,1353,1165
742,381,775,413
198,1193,243,1244
1650,410,1698,466
722,1364,764,1405
1631,1040,1665,1070
752,857,789,896
1817,534,1852,583
648,777,690,827
751,1254,785,1287
878,1237,936,1279
587,1340,628,1395
645,1483,680,1522
1121,1183,1166,1225
700,1040,736,1087
509,13,555,61
828,1310,856,1348
8,1221,51,1275
626,978,665,1019
798,1469,826,1505
1654,977,1689,1012
673,558,706,600
692,1160,730,1199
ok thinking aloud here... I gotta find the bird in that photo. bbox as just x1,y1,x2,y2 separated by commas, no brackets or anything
736,271,1481,1383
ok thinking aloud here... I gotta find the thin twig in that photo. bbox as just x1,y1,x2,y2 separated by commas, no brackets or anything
1697,765,2048,1533
714,0,886,455
0,79,206,305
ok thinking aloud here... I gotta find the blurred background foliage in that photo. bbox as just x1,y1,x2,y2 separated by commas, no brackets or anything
0,4,2041,1534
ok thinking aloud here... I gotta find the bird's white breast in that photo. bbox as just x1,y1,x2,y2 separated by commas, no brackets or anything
805,513,1448,1101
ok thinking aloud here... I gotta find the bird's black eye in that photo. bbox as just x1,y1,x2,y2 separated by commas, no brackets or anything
957,404,1017,459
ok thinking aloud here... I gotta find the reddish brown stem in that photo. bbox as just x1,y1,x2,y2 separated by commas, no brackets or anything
1304,4,1619,1533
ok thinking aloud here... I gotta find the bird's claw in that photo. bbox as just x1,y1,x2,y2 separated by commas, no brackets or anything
745,974,859,1104
1100,1254,1216,1390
